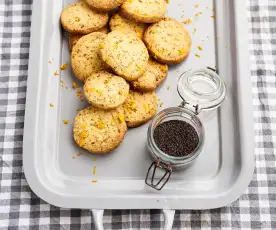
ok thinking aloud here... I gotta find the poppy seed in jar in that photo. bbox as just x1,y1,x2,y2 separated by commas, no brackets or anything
153,120,199,157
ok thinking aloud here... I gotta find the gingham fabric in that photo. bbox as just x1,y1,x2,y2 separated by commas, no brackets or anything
0,0,275,229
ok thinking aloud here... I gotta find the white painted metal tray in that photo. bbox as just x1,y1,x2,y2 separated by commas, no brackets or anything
23,0,254,229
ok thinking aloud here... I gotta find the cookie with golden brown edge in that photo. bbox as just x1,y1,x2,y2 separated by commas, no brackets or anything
120,0,167,23
143,17,192,64
123,90,157,127
71,32,108,82
109,13,147,39
61,1,108,34
68,26,109,52
74,107,127,153
131,59,168,92
84,71,130,110
84,0,125,12
100,30,149,81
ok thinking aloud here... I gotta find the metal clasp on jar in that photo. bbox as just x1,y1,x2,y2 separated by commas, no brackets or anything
179,101,199,115
145,160,172,190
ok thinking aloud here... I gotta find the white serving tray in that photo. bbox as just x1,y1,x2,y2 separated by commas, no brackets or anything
23,0,254,228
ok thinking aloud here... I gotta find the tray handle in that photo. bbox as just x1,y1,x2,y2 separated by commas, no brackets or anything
163,209,175,230
91,209,104,230
91,209,175,230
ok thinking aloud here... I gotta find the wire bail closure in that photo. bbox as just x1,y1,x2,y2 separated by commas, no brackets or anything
179,101,199,115
145,160,172,191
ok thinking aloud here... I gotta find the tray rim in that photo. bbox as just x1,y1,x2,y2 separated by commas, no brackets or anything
23,0,255,210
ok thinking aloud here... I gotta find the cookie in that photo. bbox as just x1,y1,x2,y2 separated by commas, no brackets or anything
61,1,108,34
84,71,130,109
131,69,156,92
120,0,167,23
131,59,168,92
71,32,108,82
84,0,125,12
68,34,83,52
68,26,108,52
123,90,157,127
100,30,149,81
143,17,192,64
74,107,127,153
109,13,147,39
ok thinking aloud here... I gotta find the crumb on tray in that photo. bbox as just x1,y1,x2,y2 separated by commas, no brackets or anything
72,81,79,89
60,63,68,71
54,70,59,76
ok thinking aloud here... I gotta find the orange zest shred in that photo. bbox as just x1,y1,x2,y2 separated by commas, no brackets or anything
62,120,69,124
198,46,203,51
195,53,201,58
95,121,105,130
48,60,52,64
95,89,103,96
79,139,85,147
49,103,54,107
93,166,97,175
60,63,68,71
183,18,192,25
76,89,83,101
178,48,185,55
92,180,98,183
54,70,59,76
118,114,125,123
143,104,149,111
210,15,215,19
195,4,199,8
80,130,88,139
193,28,196,34
72,82,79,89
81,124,87,129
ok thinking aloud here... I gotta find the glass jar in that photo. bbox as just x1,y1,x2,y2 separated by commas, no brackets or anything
145,68,226,190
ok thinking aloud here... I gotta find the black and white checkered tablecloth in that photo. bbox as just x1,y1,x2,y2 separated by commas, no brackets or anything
0,0,275,229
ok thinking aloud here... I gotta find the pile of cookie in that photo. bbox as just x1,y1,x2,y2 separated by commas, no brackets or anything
61,0,192,154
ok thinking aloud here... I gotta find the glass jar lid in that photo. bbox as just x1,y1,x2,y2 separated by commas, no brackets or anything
177,68,226,112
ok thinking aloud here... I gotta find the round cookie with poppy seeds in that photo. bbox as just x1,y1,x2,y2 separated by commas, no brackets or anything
109,13,147,39
71,32,108,82
61,1,108,34
84,0,125,12
68,34,83,52
68,26,108,52
74,107,127,153
84,71,130,110
120,0,167,23
123,90,157,127
131,59,168,92
131,69,156,93
100,30,149,81
143,17,192,64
